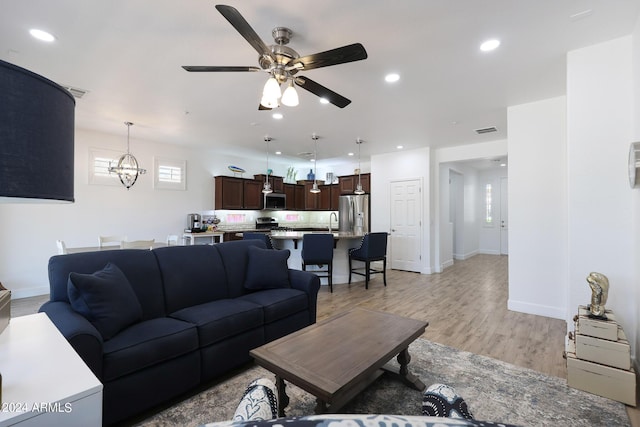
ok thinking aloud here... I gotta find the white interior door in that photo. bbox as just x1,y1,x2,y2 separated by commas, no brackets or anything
500,176,508,255
390,179,422,272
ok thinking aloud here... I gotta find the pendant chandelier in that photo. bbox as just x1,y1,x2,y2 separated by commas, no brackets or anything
310,134,320,193
262,136,273,194
354,138,365,194
109,121,146,189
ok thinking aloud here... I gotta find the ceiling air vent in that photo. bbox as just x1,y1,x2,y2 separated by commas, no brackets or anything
475,126,498,135
62,85,89,99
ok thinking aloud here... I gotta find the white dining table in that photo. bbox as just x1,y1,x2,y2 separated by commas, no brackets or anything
65,243,168,254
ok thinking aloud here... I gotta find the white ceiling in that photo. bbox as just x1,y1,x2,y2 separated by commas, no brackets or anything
2,1,639,166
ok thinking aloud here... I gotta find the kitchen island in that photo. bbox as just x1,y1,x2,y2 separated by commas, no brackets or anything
269,230,368,286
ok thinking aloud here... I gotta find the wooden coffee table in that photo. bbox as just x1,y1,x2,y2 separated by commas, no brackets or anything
250,308,428,416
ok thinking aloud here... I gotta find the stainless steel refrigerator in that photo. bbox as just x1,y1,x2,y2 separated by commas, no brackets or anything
338,194,370,234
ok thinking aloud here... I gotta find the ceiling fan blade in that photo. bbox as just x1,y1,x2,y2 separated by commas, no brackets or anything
182,65,261,72
288,43,368,71
295,76,351,108
215,5,274,60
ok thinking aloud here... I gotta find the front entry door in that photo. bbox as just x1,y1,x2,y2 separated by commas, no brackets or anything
390,179,422,272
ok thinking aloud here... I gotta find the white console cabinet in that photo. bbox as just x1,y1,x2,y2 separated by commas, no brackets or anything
0,313,103,426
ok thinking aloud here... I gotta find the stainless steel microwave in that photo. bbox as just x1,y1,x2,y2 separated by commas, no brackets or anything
264,193,286,210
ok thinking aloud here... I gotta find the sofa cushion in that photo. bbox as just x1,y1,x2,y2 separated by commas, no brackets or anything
68,262,143,340
49,249,166,320
216,240,266,298
238,288,308,323
102,317,199,382
153,245,229,313
244,246,291,290
170,299,263,347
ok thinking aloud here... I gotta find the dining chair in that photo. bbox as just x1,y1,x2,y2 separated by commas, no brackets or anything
348,232,388,289
121,239,155,250
166,234,179,246
301,233,334,292
98,235,127,248
56,240,68,255
243,232,274,249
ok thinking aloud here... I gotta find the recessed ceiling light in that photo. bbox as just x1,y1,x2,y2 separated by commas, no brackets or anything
275,151,282,155
480,39,500,52
348,152,354,156
319,98,330,104
29,29,55,42
272,113,283,119
385,73,400,83
397,145,404,150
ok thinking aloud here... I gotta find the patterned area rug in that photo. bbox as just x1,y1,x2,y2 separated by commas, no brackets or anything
133,339,630,427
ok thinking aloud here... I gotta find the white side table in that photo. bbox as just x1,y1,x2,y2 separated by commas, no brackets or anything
183,231,225,245
0,313,103,426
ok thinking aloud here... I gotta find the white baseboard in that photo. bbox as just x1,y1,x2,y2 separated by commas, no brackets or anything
453,249,479,261
479,249,500,255
508,299,565,320
10,286,49,300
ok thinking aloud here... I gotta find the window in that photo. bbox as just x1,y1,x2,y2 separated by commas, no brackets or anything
154,157,186,190
484,183,493,225
89,148,122,186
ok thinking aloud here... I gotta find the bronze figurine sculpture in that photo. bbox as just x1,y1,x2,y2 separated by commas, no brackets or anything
586,272,609,319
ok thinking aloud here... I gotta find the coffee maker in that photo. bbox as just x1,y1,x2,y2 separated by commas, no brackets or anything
187,213,202,232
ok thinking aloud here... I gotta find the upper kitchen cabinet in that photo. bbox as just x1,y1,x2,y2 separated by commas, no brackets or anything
214,176,263,210
339,173,370,194
254,174,284,193
243,179,263,210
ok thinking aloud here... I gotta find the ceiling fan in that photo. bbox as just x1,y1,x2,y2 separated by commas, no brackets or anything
182,4,368,109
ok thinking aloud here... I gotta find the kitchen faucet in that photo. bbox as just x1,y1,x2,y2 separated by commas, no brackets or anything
329,212,338,233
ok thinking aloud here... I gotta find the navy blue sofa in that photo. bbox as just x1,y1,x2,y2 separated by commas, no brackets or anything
39,240,320,426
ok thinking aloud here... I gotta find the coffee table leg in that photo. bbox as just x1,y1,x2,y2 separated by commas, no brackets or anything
275,375,289,417
394,348,425,391
314,399,328,414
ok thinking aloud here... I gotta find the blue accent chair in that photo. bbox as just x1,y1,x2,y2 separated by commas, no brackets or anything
301,233,334,292
348,232,388,289
243,232,274,249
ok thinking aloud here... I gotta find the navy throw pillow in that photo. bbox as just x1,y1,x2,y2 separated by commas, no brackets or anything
244,246,291,290
67,262,143,340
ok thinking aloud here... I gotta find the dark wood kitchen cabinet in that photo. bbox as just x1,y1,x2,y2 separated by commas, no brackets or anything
214,176,263,210
243,179,263,209
339,173,370,194
316,184,340,210
294,185,305,210
214,176,243,209
284,184,296,210
254,174,284,193
303,182,320,210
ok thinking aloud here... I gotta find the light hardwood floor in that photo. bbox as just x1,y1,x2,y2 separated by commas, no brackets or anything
12,254,638,423
318,254,639,425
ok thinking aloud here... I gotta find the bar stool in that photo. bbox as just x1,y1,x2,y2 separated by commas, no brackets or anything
348,232,388,289
301,233,334,292
243,232,274,249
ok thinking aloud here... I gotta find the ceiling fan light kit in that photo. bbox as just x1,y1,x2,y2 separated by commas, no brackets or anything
183,4,367,110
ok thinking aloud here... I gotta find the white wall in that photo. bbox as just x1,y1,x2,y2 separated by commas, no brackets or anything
439,163,480,262
370,147,431,274
566,37,636,350
507,96,567,320
632,13,640,369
